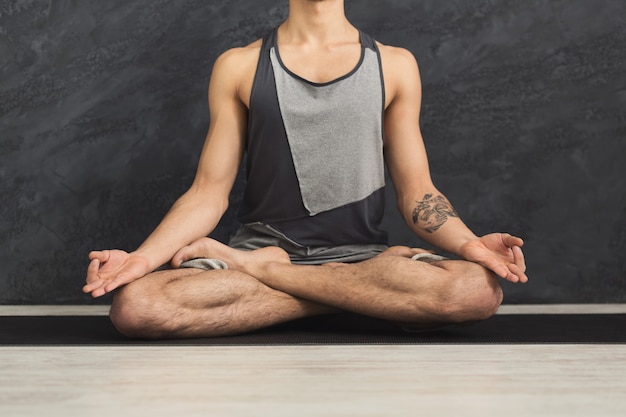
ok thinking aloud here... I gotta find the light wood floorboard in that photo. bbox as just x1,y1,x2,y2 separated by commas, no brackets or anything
0,345,625,417
1,306,625,416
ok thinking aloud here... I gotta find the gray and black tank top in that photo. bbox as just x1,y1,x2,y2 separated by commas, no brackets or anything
238,28,388,247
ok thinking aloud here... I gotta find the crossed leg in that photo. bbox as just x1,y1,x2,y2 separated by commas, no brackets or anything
109,267,336,339
110,239,503,339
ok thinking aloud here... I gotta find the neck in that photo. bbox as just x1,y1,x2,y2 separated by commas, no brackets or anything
283,0,353,43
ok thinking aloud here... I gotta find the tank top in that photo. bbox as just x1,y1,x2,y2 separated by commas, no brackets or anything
237,27,388,247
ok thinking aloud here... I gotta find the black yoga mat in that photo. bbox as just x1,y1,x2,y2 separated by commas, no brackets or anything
1,313,625,345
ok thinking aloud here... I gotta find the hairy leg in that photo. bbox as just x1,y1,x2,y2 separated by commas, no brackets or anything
109,267,336,339
174,238,503,326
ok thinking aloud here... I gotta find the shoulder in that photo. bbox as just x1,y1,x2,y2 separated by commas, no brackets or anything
208,39,263,100
212,38,263,77
376,42,418,65
377,42,419,74
375,41,422,103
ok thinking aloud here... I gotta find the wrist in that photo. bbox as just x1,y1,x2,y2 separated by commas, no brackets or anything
452,234,479,257
130,250,158,273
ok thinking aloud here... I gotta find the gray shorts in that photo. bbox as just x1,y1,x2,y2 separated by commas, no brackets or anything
181,222,447,271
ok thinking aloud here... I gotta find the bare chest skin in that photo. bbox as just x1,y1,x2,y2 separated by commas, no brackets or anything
277,42,362,85
237,40,395,110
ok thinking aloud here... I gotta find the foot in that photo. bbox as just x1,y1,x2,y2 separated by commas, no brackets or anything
172,237,290,276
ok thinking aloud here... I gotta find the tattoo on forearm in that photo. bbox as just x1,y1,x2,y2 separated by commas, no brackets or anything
412,194,459,233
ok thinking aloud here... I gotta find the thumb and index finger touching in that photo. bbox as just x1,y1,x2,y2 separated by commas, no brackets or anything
84,250,131,297
498,236,528,283
88,250,112,263
502,233,524,249
504,234,528,280
478,233,528,284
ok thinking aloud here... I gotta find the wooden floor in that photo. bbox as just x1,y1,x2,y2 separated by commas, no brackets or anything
1,305,625,417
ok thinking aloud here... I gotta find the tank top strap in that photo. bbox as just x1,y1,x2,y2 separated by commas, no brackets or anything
358,30,377,51
262,28,278,53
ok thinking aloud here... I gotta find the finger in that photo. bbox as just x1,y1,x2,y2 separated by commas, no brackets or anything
103,273,133,294
481,256,523,283
85,259,101,284
82,280,105,294
84,259,112,295
83,276,112,296
503,234,524,248
512,246,526,272
509,246,528,284
89,250,115,264
89,251,105,261
89,285,110,298
101,281,125,295
502,268,520,283
480,258,510,281
91,277,123,297
506,263,528,284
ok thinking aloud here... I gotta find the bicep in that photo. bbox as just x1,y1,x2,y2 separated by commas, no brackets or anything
383,48,435,205
190,51,248,203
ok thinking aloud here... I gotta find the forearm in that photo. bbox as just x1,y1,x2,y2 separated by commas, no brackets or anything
133,188,228,271
400,190,478,256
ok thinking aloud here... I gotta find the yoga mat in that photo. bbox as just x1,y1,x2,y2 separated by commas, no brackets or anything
1,314,624,345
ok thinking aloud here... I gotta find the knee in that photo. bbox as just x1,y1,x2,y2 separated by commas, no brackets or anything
109,281,167,339
470,263,503,317
437,262,503,322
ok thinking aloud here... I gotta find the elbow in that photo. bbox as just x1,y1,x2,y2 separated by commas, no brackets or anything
396,193,416,226
204,193,231,219
182,184,230,219
217,197,229,218
396,185,442,225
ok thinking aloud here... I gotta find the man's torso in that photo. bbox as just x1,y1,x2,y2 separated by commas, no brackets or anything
223,25,407,255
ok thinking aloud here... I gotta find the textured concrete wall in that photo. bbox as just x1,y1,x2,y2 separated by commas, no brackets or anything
1,0,624,304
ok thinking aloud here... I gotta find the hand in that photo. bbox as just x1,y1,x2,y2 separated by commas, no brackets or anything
83,250,151,297
459,233,528,283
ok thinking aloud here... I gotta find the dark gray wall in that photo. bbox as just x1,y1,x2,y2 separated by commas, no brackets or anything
1,0,624,304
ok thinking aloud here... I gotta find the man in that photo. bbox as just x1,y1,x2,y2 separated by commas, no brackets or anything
84,0,527,339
